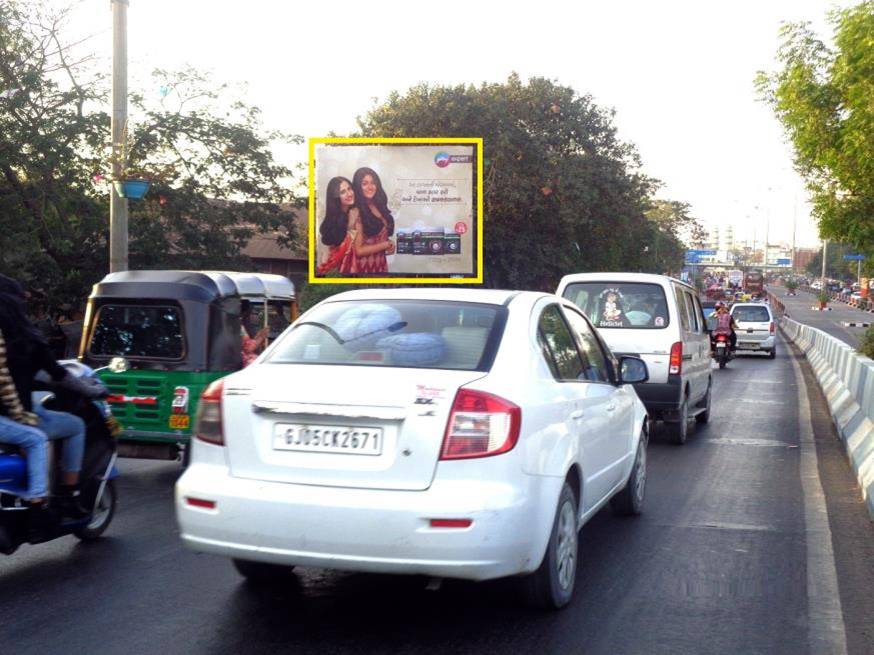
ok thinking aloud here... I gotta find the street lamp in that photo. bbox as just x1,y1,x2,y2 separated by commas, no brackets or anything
110,0,129,273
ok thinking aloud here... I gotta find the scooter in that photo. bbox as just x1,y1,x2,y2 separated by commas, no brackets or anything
714,333,734,369
0,362,119,555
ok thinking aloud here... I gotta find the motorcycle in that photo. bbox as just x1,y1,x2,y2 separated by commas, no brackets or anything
0,361,119,555
713,333,733,369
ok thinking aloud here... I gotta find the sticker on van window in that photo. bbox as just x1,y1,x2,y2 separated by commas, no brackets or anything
654,316,665,327
598,288,628,327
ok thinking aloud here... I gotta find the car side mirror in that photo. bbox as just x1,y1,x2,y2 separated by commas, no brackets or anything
618,356,648,384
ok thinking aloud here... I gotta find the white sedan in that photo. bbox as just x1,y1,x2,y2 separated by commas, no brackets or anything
175,289,650,609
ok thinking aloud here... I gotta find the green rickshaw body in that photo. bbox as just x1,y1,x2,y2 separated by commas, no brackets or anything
80,270,295,460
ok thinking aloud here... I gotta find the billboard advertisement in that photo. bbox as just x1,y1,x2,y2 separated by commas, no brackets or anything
309,138,483,284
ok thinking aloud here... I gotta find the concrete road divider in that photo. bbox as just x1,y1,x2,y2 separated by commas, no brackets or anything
781,317,874,521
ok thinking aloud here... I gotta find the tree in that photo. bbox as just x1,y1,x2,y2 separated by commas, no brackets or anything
0,1,302,309
756,2,874,261
644,200,706,275
804,242,857,280
356,75,687,290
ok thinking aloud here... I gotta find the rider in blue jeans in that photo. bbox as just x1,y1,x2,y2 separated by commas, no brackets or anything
0,275,92,518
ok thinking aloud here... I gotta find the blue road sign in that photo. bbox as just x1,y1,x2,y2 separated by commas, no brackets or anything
686,249,717,257
776,258,791,265
843,254,865,261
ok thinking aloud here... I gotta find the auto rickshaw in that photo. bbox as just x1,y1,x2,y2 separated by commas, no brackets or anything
79,270,297,461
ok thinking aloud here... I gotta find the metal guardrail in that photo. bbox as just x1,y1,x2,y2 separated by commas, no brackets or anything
779,315,874,522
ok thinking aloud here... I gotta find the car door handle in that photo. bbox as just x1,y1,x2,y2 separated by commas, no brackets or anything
606,404,616,412
570,409,584,420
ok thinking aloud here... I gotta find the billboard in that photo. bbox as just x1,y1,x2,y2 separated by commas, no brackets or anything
309,138,483,284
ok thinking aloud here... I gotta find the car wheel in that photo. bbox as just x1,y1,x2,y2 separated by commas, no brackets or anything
667,396,689,445
74,480,116,541
521,483,578,609
611,432,647,516
768,348,776,360
232,558,296,584
696,382,712,424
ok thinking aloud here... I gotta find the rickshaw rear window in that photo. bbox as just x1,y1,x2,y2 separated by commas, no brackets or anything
89,305,184,359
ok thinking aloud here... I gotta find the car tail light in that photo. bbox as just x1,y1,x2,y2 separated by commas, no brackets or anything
195,379,224,445
440,389,521,460
669,342,683,375
769,321,776,335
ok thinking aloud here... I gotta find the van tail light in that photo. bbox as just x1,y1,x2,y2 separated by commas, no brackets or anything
195,379,225,445
440,389,521,460
769,321,776,335
669,342,683,375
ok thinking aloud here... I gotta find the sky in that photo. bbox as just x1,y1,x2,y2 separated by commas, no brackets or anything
76,0,854,250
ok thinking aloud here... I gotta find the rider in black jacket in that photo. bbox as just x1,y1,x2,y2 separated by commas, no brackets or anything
0,275,98,516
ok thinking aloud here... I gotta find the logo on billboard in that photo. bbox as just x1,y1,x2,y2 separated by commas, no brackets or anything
435,152,473,167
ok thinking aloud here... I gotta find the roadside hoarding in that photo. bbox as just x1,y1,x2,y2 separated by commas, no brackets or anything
309,138,483,284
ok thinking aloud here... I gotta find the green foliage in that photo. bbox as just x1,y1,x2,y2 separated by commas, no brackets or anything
859,325,874,359
0,1,303,309
298,275,360,313
356,75,697,289
785,279,799,291
757,2,874,256
804,242,860,279
818,291,830,303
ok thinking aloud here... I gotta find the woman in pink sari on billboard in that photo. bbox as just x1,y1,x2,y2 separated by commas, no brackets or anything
317,177,359,275
351,167,395,274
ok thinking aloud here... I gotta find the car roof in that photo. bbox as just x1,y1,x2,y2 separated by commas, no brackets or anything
321,287,547,307
730,303,772,310
558,271,690,290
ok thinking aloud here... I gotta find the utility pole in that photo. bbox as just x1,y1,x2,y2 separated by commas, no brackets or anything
109,0,129,273
791,197,797,273
821,239,828,290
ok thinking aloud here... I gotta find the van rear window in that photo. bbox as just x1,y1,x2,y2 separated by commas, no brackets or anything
562,282,670,329
89,305,184,359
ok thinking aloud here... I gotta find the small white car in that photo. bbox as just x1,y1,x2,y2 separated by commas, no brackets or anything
176,289,650,608
729,303,777,358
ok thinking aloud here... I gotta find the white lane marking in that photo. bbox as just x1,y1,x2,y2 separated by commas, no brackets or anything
705,437,798,448
786,334,848,655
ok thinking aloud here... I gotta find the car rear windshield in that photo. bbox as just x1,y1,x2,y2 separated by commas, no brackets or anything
732,306,771,322
562,282,670,329
89,304,184,359
265,300,506,371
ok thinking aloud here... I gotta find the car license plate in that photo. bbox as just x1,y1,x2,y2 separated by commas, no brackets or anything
738,342,757,350
169,415,190,429
273,424,383,456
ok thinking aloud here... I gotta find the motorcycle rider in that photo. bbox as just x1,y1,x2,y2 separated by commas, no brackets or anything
0,275,103,518
709,302,738,353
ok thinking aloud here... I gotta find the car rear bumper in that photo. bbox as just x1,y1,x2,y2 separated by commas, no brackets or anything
175,462,560,581
736,336,776,351
632,381,682,413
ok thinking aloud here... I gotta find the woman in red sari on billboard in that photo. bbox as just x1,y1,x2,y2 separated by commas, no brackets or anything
317,176,360,275
351,167,395,274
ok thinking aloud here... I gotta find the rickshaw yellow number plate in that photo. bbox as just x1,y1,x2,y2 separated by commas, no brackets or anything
169,415,190,429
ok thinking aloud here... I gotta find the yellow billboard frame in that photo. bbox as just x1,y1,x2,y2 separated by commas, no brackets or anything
307,137,484,284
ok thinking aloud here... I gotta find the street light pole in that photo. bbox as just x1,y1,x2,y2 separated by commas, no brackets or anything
109,0,129,273
821,239,828,290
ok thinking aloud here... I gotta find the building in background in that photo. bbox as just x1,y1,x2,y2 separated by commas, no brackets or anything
242,207,308,290
793,247,818,273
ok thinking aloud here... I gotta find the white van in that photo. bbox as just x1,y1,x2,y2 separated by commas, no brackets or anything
556,273,712,444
